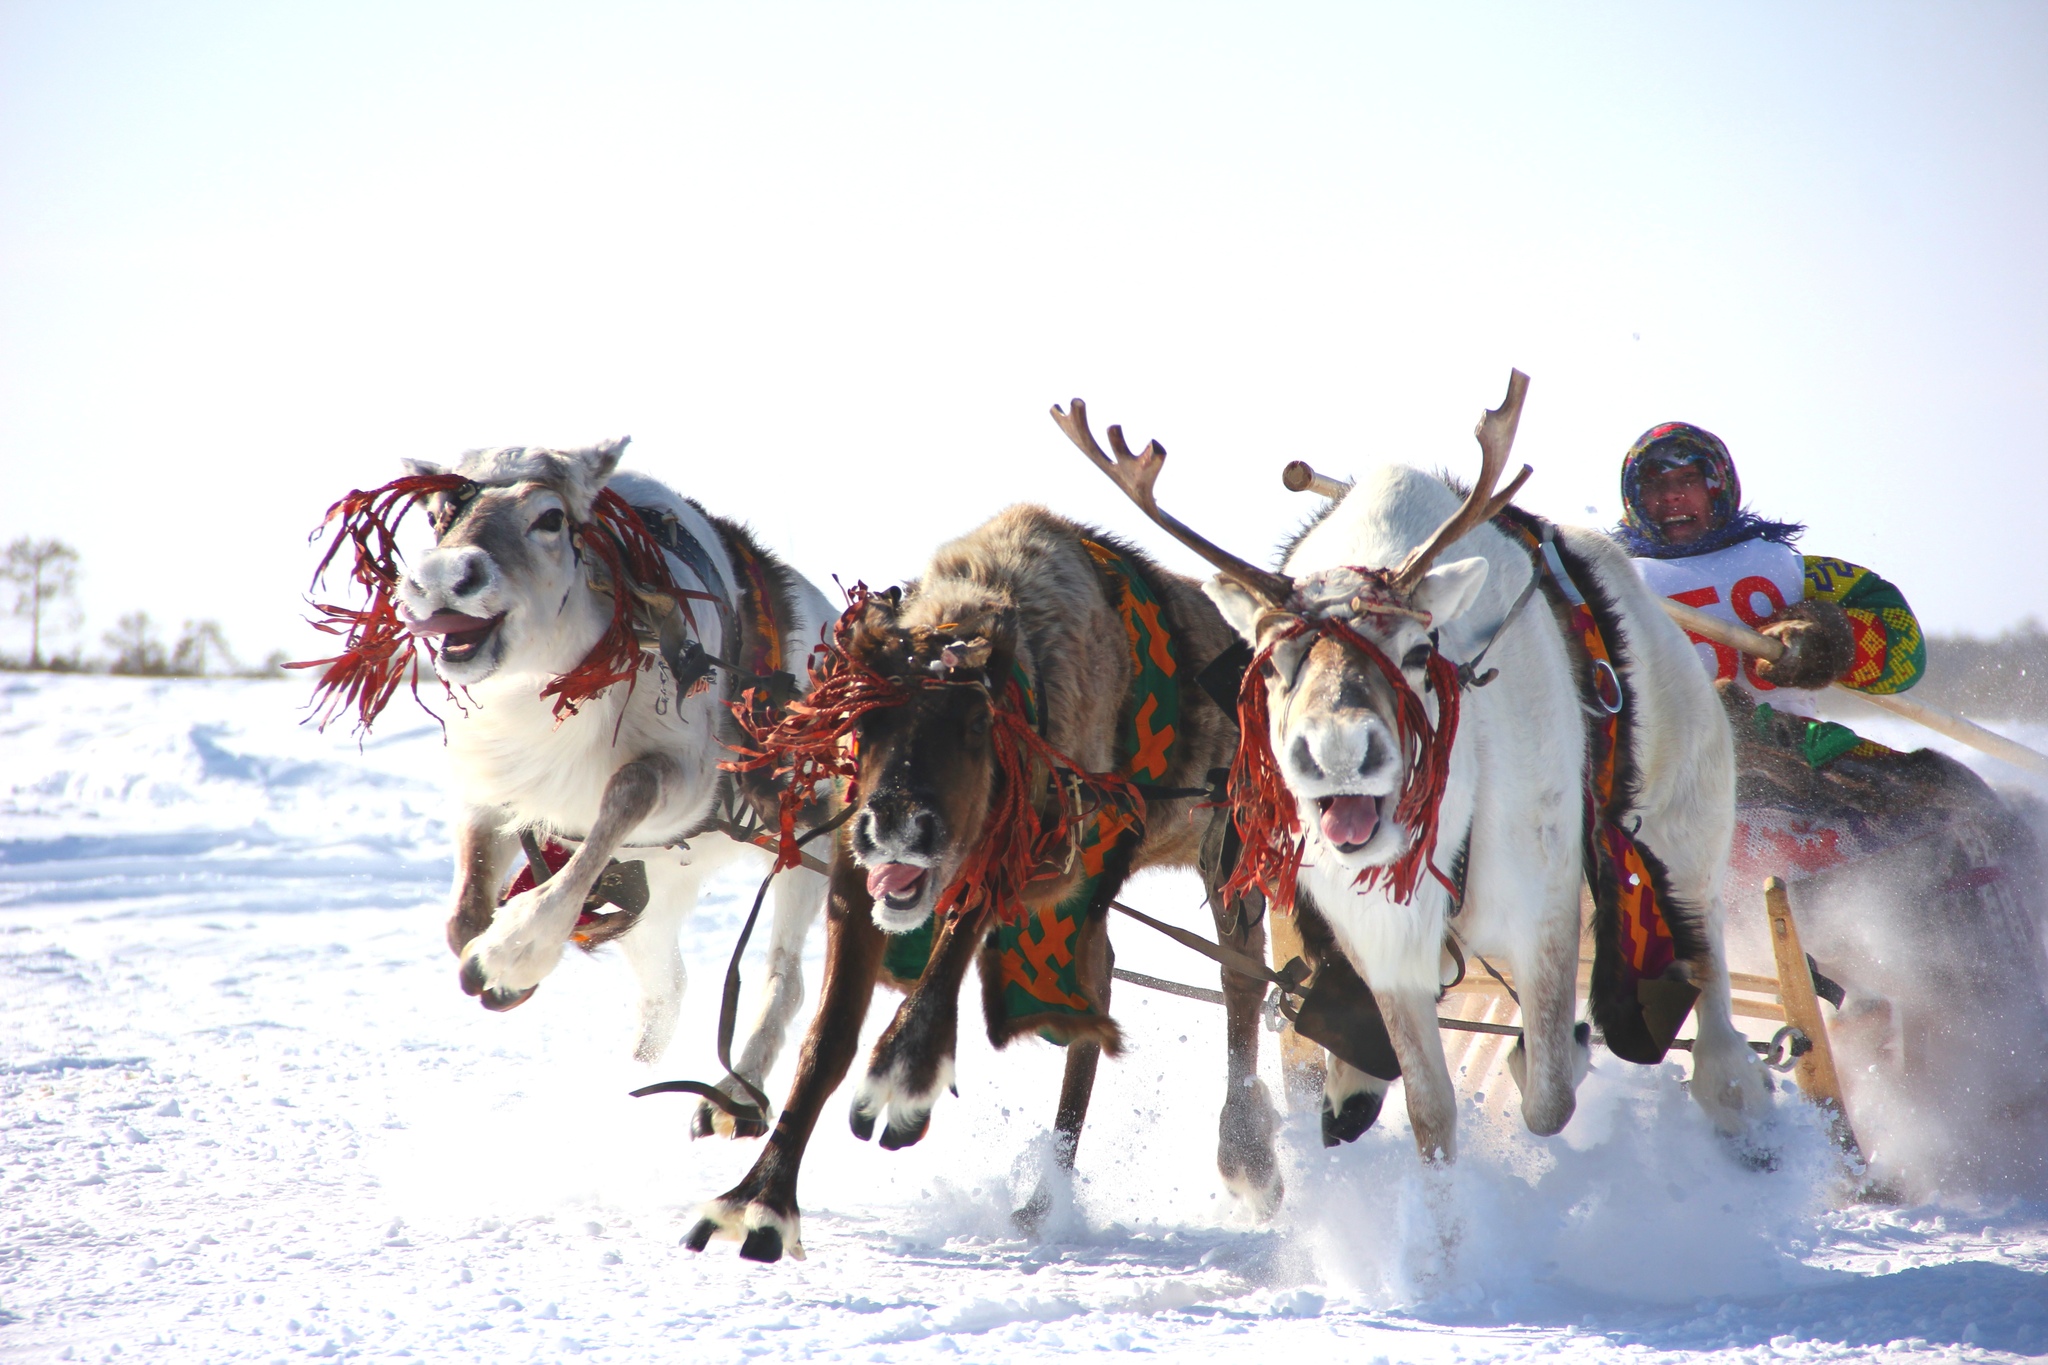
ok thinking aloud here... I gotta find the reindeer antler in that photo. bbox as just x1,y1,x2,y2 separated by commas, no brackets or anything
1390,370,1535,594
1051,398,1295,605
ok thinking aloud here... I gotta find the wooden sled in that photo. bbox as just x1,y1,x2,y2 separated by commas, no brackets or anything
1269,876,1860,1151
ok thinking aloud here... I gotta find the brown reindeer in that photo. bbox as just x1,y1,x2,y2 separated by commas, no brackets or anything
684,504,1276,1263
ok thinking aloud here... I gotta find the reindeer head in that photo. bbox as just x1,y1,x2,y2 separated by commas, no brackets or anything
1053,372,1530,906
394,439,629,687
1206,559,1487,868
843,595,1024,933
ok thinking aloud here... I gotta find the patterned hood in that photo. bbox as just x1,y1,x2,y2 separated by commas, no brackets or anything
1615,421,1804,559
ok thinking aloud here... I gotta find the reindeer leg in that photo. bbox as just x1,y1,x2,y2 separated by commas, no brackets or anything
1212,889,1282,1216
1052,914,1113,1166
1504,886,1591,1137
445,804,517,957
458,755,680,1009
1277,892,1392,1146
693,858,830,1140
1012,916,1113,1235
687,851,884,1263
1383,985,1458,1163
850,906,987,1150
1289,893,1390,1145
1679,890,1773,1139
615,866,698,1067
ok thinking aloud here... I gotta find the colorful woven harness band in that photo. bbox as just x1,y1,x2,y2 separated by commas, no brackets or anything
1493,507,1697,1064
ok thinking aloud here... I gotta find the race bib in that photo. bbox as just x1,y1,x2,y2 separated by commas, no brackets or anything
1633,541,1821,717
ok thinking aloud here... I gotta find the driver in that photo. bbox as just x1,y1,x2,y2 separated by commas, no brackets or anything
1617,421,1923,765
1616,424,2048,1203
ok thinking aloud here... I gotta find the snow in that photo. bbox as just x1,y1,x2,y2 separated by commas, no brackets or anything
4,673,2047,1362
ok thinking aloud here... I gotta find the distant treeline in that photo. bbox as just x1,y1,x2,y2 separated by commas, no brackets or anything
1,536,285,677
1915,623,2048,721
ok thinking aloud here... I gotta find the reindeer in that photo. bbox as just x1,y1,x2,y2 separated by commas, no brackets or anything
684,505,1276,1263
302,438,835,1135
1064,376,1771,1162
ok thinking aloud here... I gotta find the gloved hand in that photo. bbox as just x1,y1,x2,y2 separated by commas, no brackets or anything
1755,599,1856,691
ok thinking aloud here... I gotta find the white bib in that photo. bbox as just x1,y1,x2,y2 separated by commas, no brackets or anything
1632,539,1820,717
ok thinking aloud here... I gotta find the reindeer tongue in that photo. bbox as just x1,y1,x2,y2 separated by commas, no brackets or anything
866,863,927,901
401,609,494,638
1320,795,1379,849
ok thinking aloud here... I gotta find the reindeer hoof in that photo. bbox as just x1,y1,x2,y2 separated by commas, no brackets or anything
683,1218,718,1252
480,983,538,1012
1322,1089,1384,1146
878,1113,930,1151
692,1097,769,1141
458,955,488,997
738,1226,784,1263
849,1104,876,1143
1012,1183,1053,1237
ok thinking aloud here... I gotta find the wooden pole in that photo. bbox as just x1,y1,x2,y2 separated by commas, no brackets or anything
1763,876,1858,1152
1659,599,2048,777
1281,461,1353,500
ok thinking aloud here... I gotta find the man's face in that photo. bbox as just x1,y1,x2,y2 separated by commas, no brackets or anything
1639,463,1715,545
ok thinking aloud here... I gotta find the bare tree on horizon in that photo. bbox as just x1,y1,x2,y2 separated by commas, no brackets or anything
3,538,81,668
105,611,168,676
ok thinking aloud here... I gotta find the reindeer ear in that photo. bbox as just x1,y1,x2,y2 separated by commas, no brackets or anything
1203,575,1267,643
563,437,630,485
1412,556,1490,627
856,590,903,638
586,436,630,480
401,458,448,479
548,437,631,520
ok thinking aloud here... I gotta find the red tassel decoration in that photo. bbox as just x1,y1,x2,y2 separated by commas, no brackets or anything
728,588,1140,919
1224,614,1461,912
292,476,696,733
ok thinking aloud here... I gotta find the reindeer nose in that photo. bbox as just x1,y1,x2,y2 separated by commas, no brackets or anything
411,546,494,605
860,797,939,858
1291,716,1392,786
451,555,488,598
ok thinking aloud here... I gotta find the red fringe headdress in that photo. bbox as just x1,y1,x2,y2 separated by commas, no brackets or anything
728,587,1139,923
291,475,698,733
1222,577,1462,914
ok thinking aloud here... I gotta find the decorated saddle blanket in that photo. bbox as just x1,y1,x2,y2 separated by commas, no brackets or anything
883,539,1183,1048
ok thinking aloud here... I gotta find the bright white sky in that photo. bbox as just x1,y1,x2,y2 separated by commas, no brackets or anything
3,2,2046,665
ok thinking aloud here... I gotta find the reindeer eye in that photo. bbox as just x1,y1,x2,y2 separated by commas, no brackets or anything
530,508,564,534
1402,644,1431,672
965,708,991,740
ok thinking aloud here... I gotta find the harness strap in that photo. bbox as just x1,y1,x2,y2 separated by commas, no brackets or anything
719,531,786,684
630,802,855,1127
1492,507,1693,1063
1454,554,1543,690
632,503,737,662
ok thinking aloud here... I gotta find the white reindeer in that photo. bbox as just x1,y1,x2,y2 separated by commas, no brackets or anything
323,438,835,1133
1073,376,1770,1162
